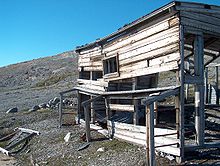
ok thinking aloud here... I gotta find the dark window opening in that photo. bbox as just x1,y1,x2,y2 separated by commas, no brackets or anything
103,56,118,75
79,71,90,79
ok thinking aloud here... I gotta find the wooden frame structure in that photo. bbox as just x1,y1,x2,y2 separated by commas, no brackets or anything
60,1,220,165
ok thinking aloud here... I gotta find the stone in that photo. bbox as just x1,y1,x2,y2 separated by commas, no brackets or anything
28,105,40,112
6,107,18,113
97,147,105,152
166,155,175,161
52,97,60,105
39,103,47,109
63,99,70,105
48,99,53,106
64,132,71,142
32,105,40,111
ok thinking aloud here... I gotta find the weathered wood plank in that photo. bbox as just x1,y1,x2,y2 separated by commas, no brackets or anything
106,27,179,58
79,46,102,55
176,6,220,15
77,84,105,92
180,17,220,34
107,120,177,136
180,11,220,27
149,52,180,67
83,66,103,71
120,42,179,66
108,61,178,81
77,79,108,87
103,17,178,53
109,104,134,112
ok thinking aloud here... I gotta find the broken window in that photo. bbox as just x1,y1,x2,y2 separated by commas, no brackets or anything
103,55,119,77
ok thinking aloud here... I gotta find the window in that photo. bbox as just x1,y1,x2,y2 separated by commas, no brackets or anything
103,55,119,78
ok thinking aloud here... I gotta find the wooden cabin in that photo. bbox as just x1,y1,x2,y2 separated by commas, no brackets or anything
60,1,220,165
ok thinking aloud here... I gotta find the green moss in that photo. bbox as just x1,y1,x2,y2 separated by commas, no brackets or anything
100,139,134,152
33,73,73,87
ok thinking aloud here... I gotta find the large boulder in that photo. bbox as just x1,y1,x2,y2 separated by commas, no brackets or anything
6,107,18,113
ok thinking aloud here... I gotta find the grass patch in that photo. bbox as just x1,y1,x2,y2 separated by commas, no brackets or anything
37,108,51,113
33,73,74,88
100,139,134,152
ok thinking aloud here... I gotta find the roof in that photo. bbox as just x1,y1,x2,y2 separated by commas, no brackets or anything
75,1,220,52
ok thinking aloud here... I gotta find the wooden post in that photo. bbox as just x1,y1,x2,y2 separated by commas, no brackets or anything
185,84,189,102
208,84,212,104
146,105,150,166
105,97,112,138
153,102,158,125
176,25,185,163
77,91,81,124
194,34,204,146
133,77,139,125
175,70,180,138
149,103,155,166
146,104,155,166
204,67,208,104
175,94,180,139
90,71,97,123
215,66,219,105
59,93,63,128
84,106,91,142
105,97,110,120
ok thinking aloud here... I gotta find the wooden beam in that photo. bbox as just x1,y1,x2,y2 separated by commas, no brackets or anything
142,88,179,105
184,37,218,60
109,104,134,112
204,67,209,104
177,24,185,163
132,77,139,125
146,105,150,166
149,104,155,166
77,92,82,124
194,34,205,146
215,66,219,105
83,105,91,142
59,93,63,128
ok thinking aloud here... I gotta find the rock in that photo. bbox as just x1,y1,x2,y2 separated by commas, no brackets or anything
33,105,40,111
166,155,175,161
52,97,60,105
46,104,51,108
28,105,40,112
63,99,70,105
97,147,105,152
6,107,18,113
39,103,47,109
64,132,71,142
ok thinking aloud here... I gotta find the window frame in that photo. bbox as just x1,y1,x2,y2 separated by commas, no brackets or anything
102,54,119,78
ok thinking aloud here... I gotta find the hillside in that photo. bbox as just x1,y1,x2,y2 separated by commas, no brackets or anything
0,50,78,112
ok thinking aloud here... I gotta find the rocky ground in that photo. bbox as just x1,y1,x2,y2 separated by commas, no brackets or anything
0,107,219,166
0,51,219,165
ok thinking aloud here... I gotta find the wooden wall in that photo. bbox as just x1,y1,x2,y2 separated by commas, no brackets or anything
103,15,180,81
78,46,103,72
78,14,180,82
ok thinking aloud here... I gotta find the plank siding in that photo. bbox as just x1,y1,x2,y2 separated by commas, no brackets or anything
103,16,180,81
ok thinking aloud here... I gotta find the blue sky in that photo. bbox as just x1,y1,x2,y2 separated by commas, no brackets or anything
0,0,220,67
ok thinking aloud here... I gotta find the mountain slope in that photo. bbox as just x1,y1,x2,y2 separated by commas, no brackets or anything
0,50,78,112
